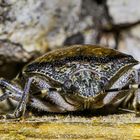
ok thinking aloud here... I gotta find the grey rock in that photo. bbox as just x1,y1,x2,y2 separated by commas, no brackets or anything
0,0,82,50
0,0,110,51
119,25,140,61
107,0,140,24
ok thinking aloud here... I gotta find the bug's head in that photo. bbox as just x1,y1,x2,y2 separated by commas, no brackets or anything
62,69,104,97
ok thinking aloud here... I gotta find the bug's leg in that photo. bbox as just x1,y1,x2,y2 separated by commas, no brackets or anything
0,78,24,118
0,78,21,91
0,78,22,101
23,76,78,113
132,64,140,115
27,77,78,113
0,92,9,101
102,68,136,113
6,77,33,119
0,79,14,101
133,90,140,115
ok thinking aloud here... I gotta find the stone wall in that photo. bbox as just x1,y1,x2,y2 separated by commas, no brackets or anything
0,0,140,78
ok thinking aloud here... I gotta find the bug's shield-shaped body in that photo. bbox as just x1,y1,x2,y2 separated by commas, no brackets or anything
0,45,140,118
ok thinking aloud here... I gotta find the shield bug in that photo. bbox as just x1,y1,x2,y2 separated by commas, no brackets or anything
0,45,140,119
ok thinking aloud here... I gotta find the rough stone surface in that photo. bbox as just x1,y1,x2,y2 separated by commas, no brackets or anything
0,0,140,56
0,0,111,51
119,25,140,61
0,39,39,79
107,0,140,24
0,0,82,50
0,113,139,139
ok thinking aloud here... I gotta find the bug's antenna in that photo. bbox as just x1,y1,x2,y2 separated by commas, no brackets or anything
118,108,135,113
105,84,140,92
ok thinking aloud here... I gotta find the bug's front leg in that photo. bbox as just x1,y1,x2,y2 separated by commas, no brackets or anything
6,77,33,119
0,78,23,118
0,78,22,100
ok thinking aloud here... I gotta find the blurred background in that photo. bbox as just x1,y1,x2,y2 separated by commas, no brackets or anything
0,0,140,79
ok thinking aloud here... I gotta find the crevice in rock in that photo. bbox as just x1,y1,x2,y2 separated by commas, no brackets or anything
100,21,140,49
0,0,13,23
63,32,84,46
0,39,40,79
94,0,104,5
102,0,113,25
102,20,140,33
81,0,110,29
114,32,120,50
93,0,140,50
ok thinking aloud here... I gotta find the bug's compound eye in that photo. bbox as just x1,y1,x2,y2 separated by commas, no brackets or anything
64,79,73,90
100,77,109,87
